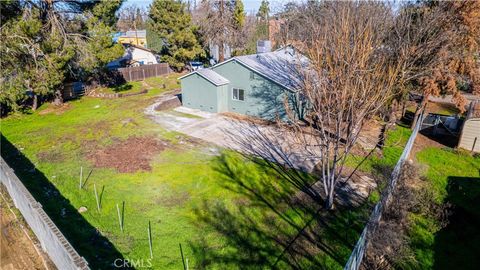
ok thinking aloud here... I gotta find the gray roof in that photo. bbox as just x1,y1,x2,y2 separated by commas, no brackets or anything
179,68,230,86
122,30,147,38
230,46,309,91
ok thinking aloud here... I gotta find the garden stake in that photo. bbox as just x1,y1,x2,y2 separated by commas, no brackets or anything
148,221,153,259
122,201,125,230
94,183,100,211
180,243,186,270
116,203,123,232
79,166,83,189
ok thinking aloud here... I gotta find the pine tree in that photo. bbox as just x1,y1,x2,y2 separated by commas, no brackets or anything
256,0,270,40
233,0,245,30
257,0,270,20
149,0,204,70
0,0,124,114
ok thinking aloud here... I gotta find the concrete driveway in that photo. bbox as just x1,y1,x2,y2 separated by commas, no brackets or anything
145,101,321,172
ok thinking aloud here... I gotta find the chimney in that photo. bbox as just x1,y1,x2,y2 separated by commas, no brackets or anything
256,40,271,54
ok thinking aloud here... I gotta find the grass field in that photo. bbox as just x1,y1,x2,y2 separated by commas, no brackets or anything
3,73,476,269
413,145,480,269
0,74,375,269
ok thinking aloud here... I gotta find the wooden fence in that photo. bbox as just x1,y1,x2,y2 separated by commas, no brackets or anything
117,63,171,81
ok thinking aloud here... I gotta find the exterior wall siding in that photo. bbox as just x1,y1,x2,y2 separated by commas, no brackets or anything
458,118,480,153
212,61,289,120
181,74,220,113
217,84,229,113
130,48,158,65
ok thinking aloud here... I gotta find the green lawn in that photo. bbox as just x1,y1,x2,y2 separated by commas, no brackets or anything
0,74,371,269
346,124,480,269
413,146,480,269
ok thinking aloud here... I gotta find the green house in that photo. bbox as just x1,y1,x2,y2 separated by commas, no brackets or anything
179,47,307,121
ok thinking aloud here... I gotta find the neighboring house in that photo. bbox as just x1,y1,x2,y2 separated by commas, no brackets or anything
117,30,147,48
107,44,159,68
458,101,480,153
179,46,308,120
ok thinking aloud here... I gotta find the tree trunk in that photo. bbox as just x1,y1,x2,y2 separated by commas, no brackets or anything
387,99,398,126
32,94,38,111
219,42,225,62
324,193,334,210
53,89,63,106
411,93,428,129
218,0,225,63
401,100,407,120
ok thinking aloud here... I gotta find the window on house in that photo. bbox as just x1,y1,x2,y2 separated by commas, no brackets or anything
233,88,245,101
250,71,255,80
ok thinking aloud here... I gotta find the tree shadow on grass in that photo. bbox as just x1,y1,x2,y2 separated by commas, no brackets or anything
190,152,372,269
0,134,131,269
433,176,480,270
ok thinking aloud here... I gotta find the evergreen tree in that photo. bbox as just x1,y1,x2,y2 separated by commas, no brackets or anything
0,0,124,114
257,0,270,20
233,0,245,30
135,8,146,29
146,24,163,53
149,0,204,70
256,0,270,40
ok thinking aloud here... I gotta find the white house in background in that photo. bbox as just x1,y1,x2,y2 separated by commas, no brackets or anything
107,44,159,69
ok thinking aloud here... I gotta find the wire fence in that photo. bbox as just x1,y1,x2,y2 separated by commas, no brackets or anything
344,112,424,270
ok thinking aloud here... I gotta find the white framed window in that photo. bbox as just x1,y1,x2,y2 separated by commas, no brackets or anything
232,88,245,101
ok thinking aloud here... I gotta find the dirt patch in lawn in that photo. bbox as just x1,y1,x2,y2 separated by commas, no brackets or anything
155,190,190,208
37,149,65,163
38,103,71,115
87,136,167,173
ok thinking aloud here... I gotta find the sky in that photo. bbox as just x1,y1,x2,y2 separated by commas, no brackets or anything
123,0,288,14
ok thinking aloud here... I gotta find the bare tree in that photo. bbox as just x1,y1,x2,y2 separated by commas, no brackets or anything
194,0,249,61
388,1,480,128
116,5,147,31
281,2,402,209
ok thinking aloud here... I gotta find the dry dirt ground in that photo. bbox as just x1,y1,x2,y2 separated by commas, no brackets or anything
87,136,168,173
0,189,55,270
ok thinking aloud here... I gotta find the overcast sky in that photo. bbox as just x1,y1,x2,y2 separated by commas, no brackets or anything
123,0,289,14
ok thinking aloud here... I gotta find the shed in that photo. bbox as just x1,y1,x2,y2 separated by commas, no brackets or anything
179,69,230,113
458,101,480,153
